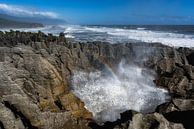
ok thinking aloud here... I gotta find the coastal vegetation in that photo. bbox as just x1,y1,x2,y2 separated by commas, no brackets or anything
0,18,43,28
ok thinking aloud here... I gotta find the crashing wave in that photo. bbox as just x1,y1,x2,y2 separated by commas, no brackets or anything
71,61,169,123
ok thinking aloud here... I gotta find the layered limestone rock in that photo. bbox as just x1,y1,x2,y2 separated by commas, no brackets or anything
0,43,92,129
0,31,194,129
128,113,184,129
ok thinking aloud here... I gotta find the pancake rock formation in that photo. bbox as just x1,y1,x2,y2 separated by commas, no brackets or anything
0,31,194,129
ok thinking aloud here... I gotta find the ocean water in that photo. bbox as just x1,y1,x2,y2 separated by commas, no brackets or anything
3,25,194,48
64,25,194,47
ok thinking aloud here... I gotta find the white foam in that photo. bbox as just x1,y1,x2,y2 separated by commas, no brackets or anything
71,62,169,123
108,29,194,47
65,26,194,48
65,34,75,38
83,26,194,48
64,25,85,33
2,25,194,48
137,27,146,30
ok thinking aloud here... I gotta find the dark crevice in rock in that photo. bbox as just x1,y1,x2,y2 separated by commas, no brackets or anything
170,94,184,99
97,44,101,56
79,42,84,53
149,120,160,129
160,71,175,78
57,55,64,64
3,101,38,129
54,99,64,110
88,110,132,129
66,62,72,76
186,52,194,66
164,110,194,129
0,121,5,129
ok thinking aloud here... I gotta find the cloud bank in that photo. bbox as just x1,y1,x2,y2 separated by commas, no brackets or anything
0,3,58,18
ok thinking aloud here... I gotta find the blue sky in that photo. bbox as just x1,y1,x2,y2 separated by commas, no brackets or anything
0,0,194,24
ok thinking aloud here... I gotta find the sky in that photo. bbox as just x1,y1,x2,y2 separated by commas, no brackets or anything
0,0,194,25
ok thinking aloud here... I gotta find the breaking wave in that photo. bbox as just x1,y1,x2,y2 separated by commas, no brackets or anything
2,25,194,47
71,61,169,123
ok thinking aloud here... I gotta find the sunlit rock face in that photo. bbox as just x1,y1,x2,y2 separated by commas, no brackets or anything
71,61,170,124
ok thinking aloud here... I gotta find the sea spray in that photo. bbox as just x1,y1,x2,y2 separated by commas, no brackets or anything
71,61,169,123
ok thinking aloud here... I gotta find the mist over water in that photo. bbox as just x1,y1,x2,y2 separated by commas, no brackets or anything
71,61,169,123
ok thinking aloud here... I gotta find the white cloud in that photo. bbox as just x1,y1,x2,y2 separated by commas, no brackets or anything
0,3,58,18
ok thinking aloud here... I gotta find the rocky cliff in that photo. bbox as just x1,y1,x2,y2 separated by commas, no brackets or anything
0,31,194,129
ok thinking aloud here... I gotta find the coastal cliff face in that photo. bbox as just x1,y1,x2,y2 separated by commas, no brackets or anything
0,31,194,129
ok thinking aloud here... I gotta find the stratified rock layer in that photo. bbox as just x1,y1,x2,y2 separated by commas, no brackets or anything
0,31,194,129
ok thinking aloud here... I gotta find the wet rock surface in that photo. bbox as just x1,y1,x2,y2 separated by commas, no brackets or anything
0,31,194,129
